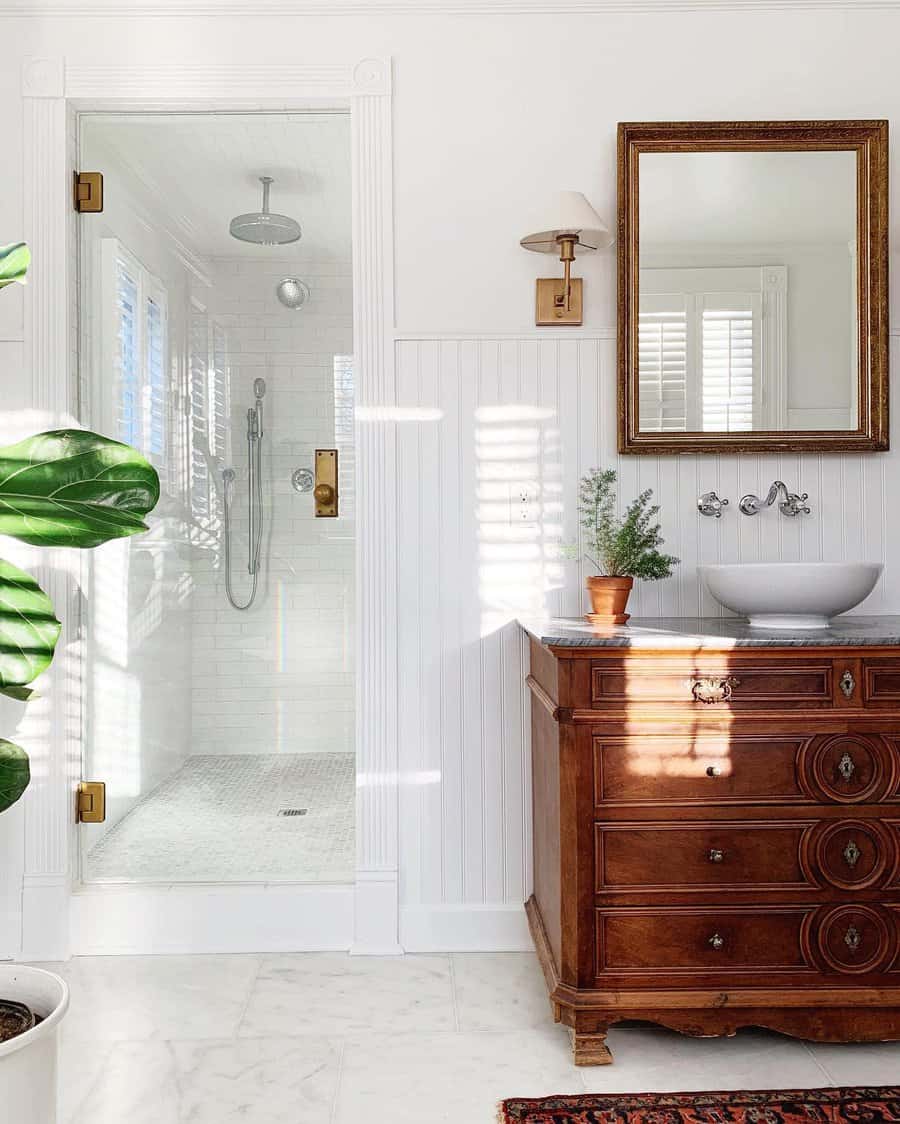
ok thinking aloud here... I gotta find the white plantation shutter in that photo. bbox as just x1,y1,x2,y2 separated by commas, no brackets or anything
104,239,170,488
701,296,760,432
115,262,140,450
638,301,688,431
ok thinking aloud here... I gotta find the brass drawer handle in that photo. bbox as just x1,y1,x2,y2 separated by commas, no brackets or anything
708,932,725,951
691,677,740,704
839,669,856,699
708,848,725,864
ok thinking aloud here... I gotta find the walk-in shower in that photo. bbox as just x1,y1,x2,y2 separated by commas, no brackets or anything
77,109,355,900
223,377,266,610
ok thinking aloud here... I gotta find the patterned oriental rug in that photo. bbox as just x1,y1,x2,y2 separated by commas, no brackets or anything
498,1087,900,1124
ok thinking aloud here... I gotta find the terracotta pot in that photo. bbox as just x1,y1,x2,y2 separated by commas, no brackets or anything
585,575,633,626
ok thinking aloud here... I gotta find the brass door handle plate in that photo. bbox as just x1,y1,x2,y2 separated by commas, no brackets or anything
314,449,338,517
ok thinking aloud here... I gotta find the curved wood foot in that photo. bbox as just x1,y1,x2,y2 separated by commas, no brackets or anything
570,1029,613,1066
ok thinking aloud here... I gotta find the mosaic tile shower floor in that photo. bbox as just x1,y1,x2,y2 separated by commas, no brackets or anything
84,753,355,883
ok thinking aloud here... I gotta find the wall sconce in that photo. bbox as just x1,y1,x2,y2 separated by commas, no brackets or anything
520,191,611,326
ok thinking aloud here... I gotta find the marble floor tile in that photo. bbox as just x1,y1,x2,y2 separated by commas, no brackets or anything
334,1026,582,1124
41,954,261,1042
451,952,553,1030
63,1037,342,1124
805,1040,900,1085
239,952,454,1037
579,1027,834,1094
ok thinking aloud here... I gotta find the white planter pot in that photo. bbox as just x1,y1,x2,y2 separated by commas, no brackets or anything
0,966,69,1124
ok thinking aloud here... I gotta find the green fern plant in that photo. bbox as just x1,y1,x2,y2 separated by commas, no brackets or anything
576,467,679,580
0,243,160,814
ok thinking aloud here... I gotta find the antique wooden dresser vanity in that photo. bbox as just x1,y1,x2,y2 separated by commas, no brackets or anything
523,617,900,1065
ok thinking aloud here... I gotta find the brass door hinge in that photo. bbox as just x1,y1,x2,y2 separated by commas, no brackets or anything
74,171,103,213
77,781,106,823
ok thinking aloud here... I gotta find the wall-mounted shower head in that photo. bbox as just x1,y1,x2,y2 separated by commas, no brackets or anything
229,176,301,246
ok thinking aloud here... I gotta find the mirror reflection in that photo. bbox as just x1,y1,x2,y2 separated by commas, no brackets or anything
638,150,858,434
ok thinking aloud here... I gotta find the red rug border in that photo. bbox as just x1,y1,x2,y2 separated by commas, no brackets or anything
498,1085,900,1123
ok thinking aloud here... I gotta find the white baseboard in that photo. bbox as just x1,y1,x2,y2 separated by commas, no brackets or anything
400,903,531,952
69,883,354,955
20,875,69,962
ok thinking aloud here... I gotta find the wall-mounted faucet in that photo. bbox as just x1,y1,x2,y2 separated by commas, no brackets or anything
739,480,810,518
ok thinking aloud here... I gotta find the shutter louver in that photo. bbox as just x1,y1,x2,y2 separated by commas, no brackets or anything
638,310,688,431
702,307,754,432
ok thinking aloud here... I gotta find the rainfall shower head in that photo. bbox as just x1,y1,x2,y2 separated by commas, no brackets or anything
229,176,301,246
276,277,310,310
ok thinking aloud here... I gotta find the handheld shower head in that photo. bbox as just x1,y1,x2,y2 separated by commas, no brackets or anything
254,378,266,399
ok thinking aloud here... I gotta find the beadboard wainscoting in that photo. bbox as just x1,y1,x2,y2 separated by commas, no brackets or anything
395,331,900,951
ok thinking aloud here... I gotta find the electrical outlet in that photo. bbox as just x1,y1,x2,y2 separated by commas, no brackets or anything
510,483,538,527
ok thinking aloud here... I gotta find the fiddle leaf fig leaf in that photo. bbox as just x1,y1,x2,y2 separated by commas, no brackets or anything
0,740,30,813
0,558,61,690
0,243,29,291
0,686,39,703
0,429,160,548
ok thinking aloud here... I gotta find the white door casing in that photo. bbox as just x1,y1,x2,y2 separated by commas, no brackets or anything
19,56,399,958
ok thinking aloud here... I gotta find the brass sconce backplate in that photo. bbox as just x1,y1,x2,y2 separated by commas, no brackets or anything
314,449,338,517
536,277,583,326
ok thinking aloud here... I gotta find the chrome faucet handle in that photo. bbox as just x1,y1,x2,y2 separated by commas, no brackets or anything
697,491,729,518
779,491,810,517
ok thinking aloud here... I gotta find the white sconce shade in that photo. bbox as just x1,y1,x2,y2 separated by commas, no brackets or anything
520,191,612,253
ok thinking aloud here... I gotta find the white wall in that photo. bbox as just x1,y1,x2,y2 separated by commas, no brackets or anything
4,3,900,951
190,257,354,757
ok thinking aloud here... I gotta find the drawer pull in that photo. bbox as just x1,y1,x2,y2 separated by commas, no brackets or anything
838,752,856,781
843,839,861,868
708,848,726,863
839,669,856,699
844,925,862,953
691,677,740,705
708,933,725,951
706,765,722,778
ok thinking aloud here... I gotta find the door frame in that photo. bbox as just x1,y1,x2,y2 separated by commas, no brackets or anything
18,56,400,958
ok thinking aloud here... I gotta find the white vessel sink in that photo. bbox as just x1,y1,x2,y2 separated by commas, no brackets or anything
698,562,883,629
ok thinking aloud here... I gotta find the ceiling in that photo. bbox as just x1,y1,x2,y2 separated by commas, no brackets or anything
82,112,352,261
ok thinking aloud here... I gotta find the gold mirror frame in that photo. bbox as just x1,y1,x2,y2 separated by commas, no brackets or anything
617,120,889,455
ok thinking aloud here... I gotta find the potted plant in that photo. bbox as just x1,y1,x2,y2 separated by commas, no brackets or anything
0,243,160,1123
575,467,678,624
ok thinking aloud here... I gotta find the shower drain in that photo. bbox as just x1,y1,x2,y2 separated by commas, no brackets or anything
278,808,308,817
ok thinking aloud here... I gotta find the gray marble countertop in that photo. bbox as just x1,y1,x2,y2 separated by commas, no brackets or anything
519,615,900,649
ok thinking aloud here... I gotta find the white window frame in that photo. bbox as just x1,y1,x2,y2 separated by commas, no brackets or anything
639,265,787,431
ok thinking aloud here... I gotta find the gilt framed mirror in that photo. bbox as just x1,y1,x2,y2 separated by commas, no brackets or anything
618,120,889,454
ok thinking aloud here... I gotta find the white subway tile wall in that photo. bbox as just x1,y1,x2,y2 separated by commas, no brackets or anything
189,258,354,757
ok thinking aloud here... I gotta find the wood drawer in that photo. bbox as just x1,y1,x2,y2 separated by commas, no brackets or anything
865,660,900,707
594,734,807,806
594,822,810,892
594,732,900,807
591,659,833,709
595,907,812,973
